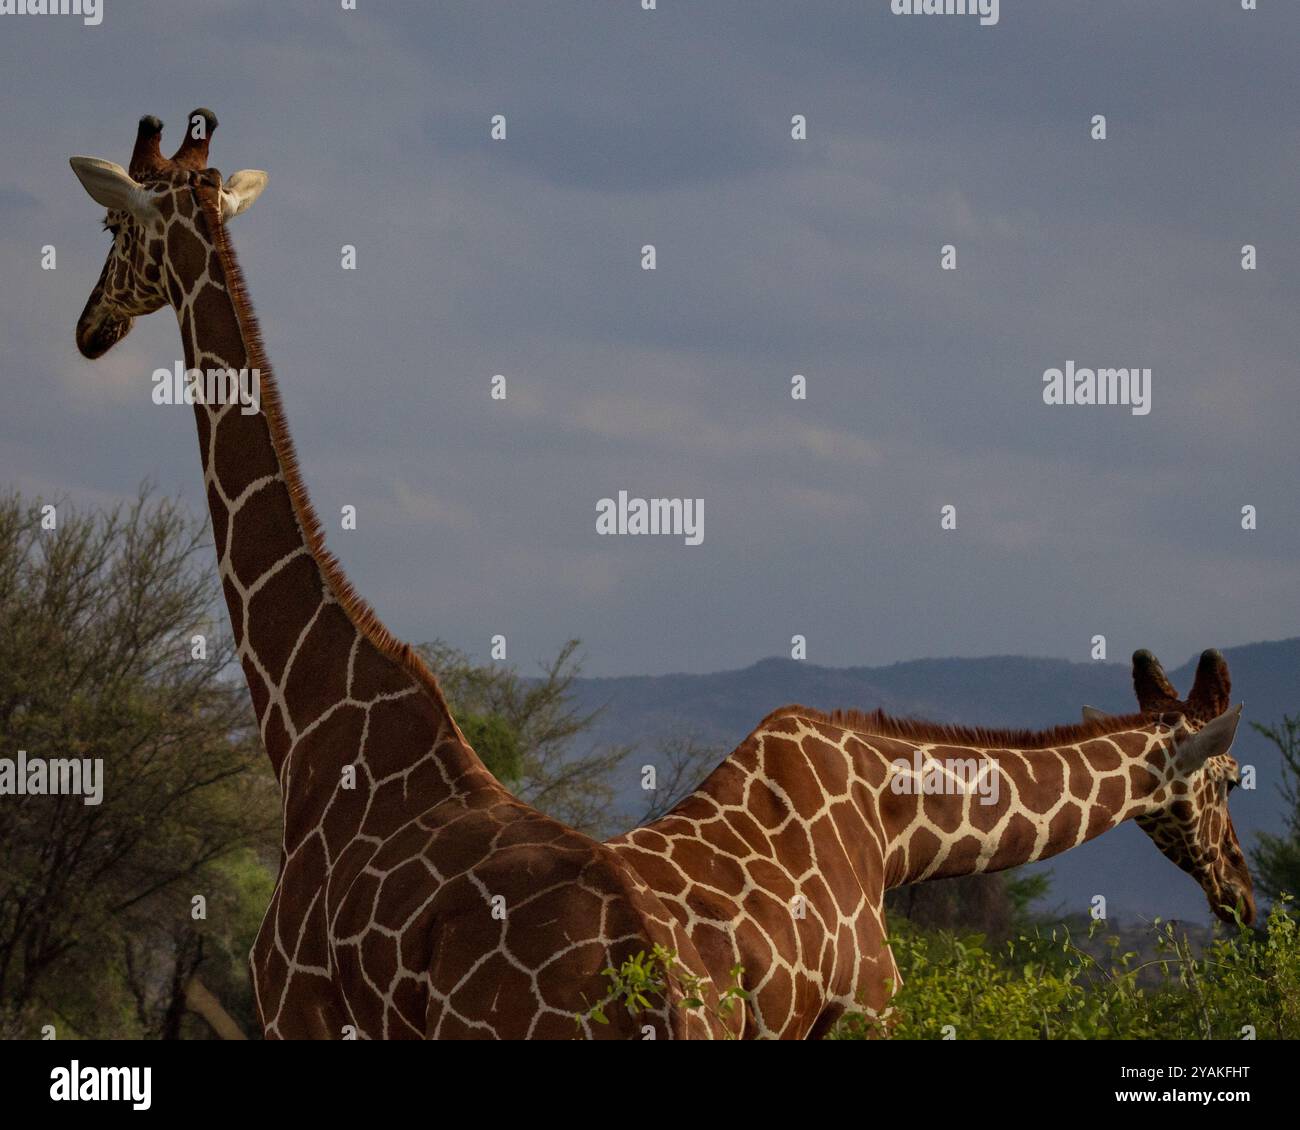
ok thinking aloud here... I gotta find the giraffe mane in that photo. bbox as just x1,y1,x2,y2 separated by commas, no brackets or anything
759,704,1154,749
193,190,458,719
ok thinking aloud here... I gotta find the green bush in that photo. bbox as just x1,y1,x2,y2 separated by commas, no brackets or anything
833,896,1299,1040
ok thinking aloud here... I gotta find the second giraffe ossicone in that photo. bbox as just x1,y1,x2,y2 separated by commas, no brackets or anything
69,113,1252,1039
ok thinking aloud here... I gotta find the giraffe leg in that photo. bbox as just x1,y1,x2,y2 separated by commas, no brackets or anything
807,1004,846,1040
854,942,902,1038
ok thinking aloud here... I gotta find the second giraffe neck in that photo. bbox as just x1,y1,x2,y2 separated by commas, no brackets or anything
875,727,1173,887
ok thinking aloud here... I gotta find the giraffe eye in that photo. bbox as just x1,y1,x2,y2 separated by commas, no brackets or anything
1226,778,1239,793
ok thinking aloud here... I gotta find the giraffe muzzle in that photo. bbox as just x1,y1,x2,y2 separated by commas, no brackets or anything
76,303,134,359
1210,881,1255,927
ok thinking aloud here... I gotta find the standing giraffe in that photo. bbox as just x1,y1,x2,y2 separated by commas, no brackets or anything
69,111,729,1040
68,114,1251,1040
608,648,1253,1037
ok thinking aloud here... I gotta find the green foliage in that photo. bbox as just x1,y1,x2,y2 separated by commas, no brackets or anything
585,947,669,1026
421,639,627,834
833,897,1300,1040
456,711,524,785
1250,715,1300,905
886,868,1047,941
1004,870,1051,923
0,486,277,1039
575,944,749,1036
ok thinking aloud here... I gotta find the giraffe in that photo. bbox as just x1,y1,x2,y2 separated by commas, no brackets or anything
608,647,1252,1037
69,110,732,1040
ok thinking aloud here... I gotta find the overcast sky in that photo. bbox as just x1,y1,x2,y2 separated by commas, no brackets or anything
2,1,1298,678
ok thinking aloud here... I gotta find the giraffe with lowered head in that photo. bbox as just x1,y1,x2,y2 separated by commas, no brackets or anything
609,647,1253,1036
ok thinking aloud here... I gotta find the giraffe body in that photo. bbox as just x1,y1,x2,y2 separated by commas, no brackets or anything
259,785,725,1038
613,684,1253,1037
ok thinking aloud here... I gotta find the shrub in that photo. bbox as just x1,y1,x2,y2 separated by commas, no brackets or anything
833,897,1299,1040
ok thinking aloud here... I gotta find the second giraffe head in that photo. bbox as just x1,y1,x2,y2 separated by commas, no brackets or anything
1088,649,1253,926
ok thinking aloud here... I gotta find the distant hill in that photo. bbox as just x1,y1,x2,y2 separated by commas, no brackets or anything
568,639,1300,925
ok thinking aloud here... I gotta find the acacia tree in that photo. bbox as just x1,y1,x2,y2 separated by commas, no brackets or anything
419,640,718,838
0,487,277,1037
1251,715,1300,906
0,487,721,1037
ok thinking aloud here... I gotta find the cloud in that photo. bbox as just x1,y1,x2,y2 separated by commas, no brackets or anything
3,0,1298,676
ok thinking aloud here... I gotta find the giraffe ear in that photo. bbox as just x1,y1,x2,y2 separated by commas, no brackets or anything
1081,705,1110,723
69,157,157,219
220,169,268,220
1175,704,1243,772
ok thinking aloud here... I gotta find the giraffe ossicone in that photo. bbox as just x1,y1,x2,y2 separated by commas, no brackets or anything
69,112,1252,1039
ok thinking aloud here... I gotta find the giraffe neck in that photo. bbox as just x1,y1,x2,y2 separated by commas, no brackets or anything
877,726,1173,887
165,190,490,838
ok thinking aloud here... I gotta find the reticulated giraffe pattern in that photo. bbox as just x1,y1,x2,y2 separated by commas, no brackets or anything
610,648,1252,1036
71,112,727,1042
69,112,1253,1040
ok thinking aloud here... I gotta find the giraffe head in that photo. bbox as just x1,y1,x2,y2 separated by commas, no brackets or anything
69,110,267,358
1117,649,1253,926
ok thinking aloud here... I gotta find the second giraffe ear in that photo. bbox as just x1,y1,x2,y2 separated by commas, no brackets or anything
1175,704,1244,772
220,169,268,221
1081,705,1110,723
